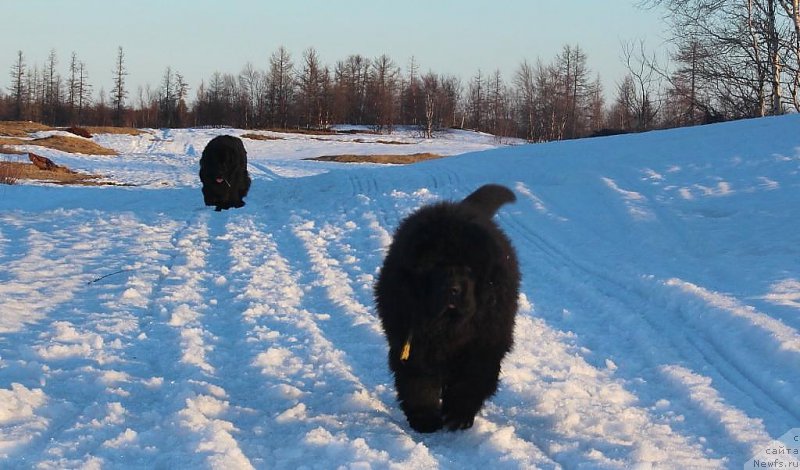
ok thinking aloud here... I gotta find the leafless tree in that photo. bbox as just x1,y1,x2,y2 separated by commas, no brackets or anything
402,56,423,125
466,70,485,131
76,61,91,124
587,75,606,132
268,46,294,128
420,71,460,137
368,54,400,133
487,70,511,138
640,0,796,115
112,46,128,126
43,49,62,124
621,40,663,130
514,60,537,141
778,0,800,109
239,62,266,128
609,75,638,131
297,47,328,129
8,51,26,119
333,55,371,125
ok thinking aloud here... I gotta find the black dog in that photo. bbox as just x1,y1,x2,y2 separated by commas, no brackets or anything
199,135,251,211
374,184,520,433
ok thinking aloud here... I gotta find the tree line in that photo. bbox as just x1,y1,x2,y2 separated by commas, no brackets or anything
2,45,609,140
640,0,800,126
3,3,799,142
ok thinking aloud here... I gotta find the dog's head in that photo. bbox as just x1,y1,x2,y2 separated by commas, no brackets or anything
200,151,237,187
415,263,477,323
201,136,247,183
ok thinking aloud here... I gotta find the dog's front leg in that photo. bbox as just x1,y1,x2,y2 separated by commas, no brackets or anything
441,355,502,431
393,368,442,433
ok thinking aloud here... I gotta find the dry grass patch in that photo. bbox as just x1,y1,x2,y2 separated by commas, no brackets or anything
84,126,147,136
352,138,414,145
0,160,120,186
0,135,116,155
241,133,284,141
34,135,117,154
0,155,25,184
307,152,444,164
264,128,338,136
0,121,53,137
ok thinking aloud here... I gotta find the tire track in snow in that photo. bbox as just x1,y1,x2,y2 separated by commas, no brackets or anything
0,214,122,464
222,214,437,468
0,212,189,467
497,203,796,465
143,212,253,469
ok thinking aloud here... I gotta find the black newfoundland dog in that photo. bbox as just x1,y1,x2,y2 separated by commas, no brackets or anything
374,184,520,433
199,135,251,211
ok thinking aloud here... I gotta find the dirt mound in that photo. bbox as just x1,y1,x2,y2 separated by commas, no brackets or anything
307,153,443,164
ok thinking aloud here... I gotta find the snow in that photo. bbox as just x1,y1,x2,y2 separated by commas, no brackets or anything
1,118,799,469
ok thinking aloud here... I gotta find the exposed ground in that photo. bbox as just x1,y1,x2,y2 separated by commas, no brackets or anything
307,152,444,164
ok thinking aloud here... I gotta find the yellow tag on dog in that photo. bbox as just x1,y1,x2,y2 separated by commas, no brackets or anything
400,341,411,361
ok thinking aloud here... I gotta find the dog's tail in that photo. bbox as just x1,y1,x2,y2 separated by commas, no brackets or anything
461,184,516,218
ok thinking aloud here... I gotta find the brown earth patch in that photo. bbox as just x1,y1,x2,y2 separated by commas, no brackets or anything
352,138,413,145
306,153,444,164
261,128,381,136
0,160,121,186
83,126,147,136
0,135,116,155
241,133,284,141
265,128,338,136
0,121,54,137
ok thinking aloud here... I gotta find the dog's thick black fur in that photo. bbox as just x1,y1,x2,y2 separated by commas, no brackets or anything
374,184,520,433
199,135,251,211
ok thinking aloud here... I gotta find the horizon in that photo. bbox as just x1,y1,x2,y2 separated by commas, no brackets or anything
2,1,668,101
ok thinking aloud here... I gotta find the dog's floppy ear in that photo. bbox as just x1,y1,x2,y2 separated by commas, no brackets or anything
460,184,516,218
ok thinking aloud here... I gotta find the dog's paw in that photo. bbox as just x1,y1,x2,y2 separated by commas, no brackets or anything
407,411,443,433
443,413,475,431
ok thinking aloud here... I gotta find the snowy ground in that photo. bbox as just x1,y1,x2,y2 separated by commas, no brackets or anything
0,119,798,469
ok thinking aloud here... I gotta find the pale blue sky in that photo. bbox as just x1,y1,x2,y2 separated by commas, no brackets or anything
2,1,667,99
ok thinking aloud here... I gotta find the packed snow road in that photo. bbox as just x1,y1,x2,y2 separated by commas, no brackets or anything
1,119,798,468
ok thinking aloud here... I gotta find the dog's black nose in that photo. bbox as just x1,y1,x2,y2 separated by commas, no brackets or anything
450,285,461,296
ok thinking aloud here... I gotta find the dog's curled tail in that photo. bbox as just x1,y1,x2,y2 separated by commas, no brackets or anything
461,184,516,218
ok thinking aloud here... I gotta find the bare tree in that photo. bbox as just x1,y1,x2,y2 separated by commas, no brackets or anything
640,0,794,116
779,0,800,109
333,54,371,124
555,44,591,138
297,47,325,129
466,69,485,131
621,40,663,130
268,46,294,128
402,56,423,125
8,50,26,119
76,61,91,124
43,49,61,124
239,62,266,128
420,71,459,137
66,52,79,124
368,54,400,133
487,69,510,138
514,60,537,141
174,72,189,127
112,46,128,126
587,74,606,132
610,75,638,131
